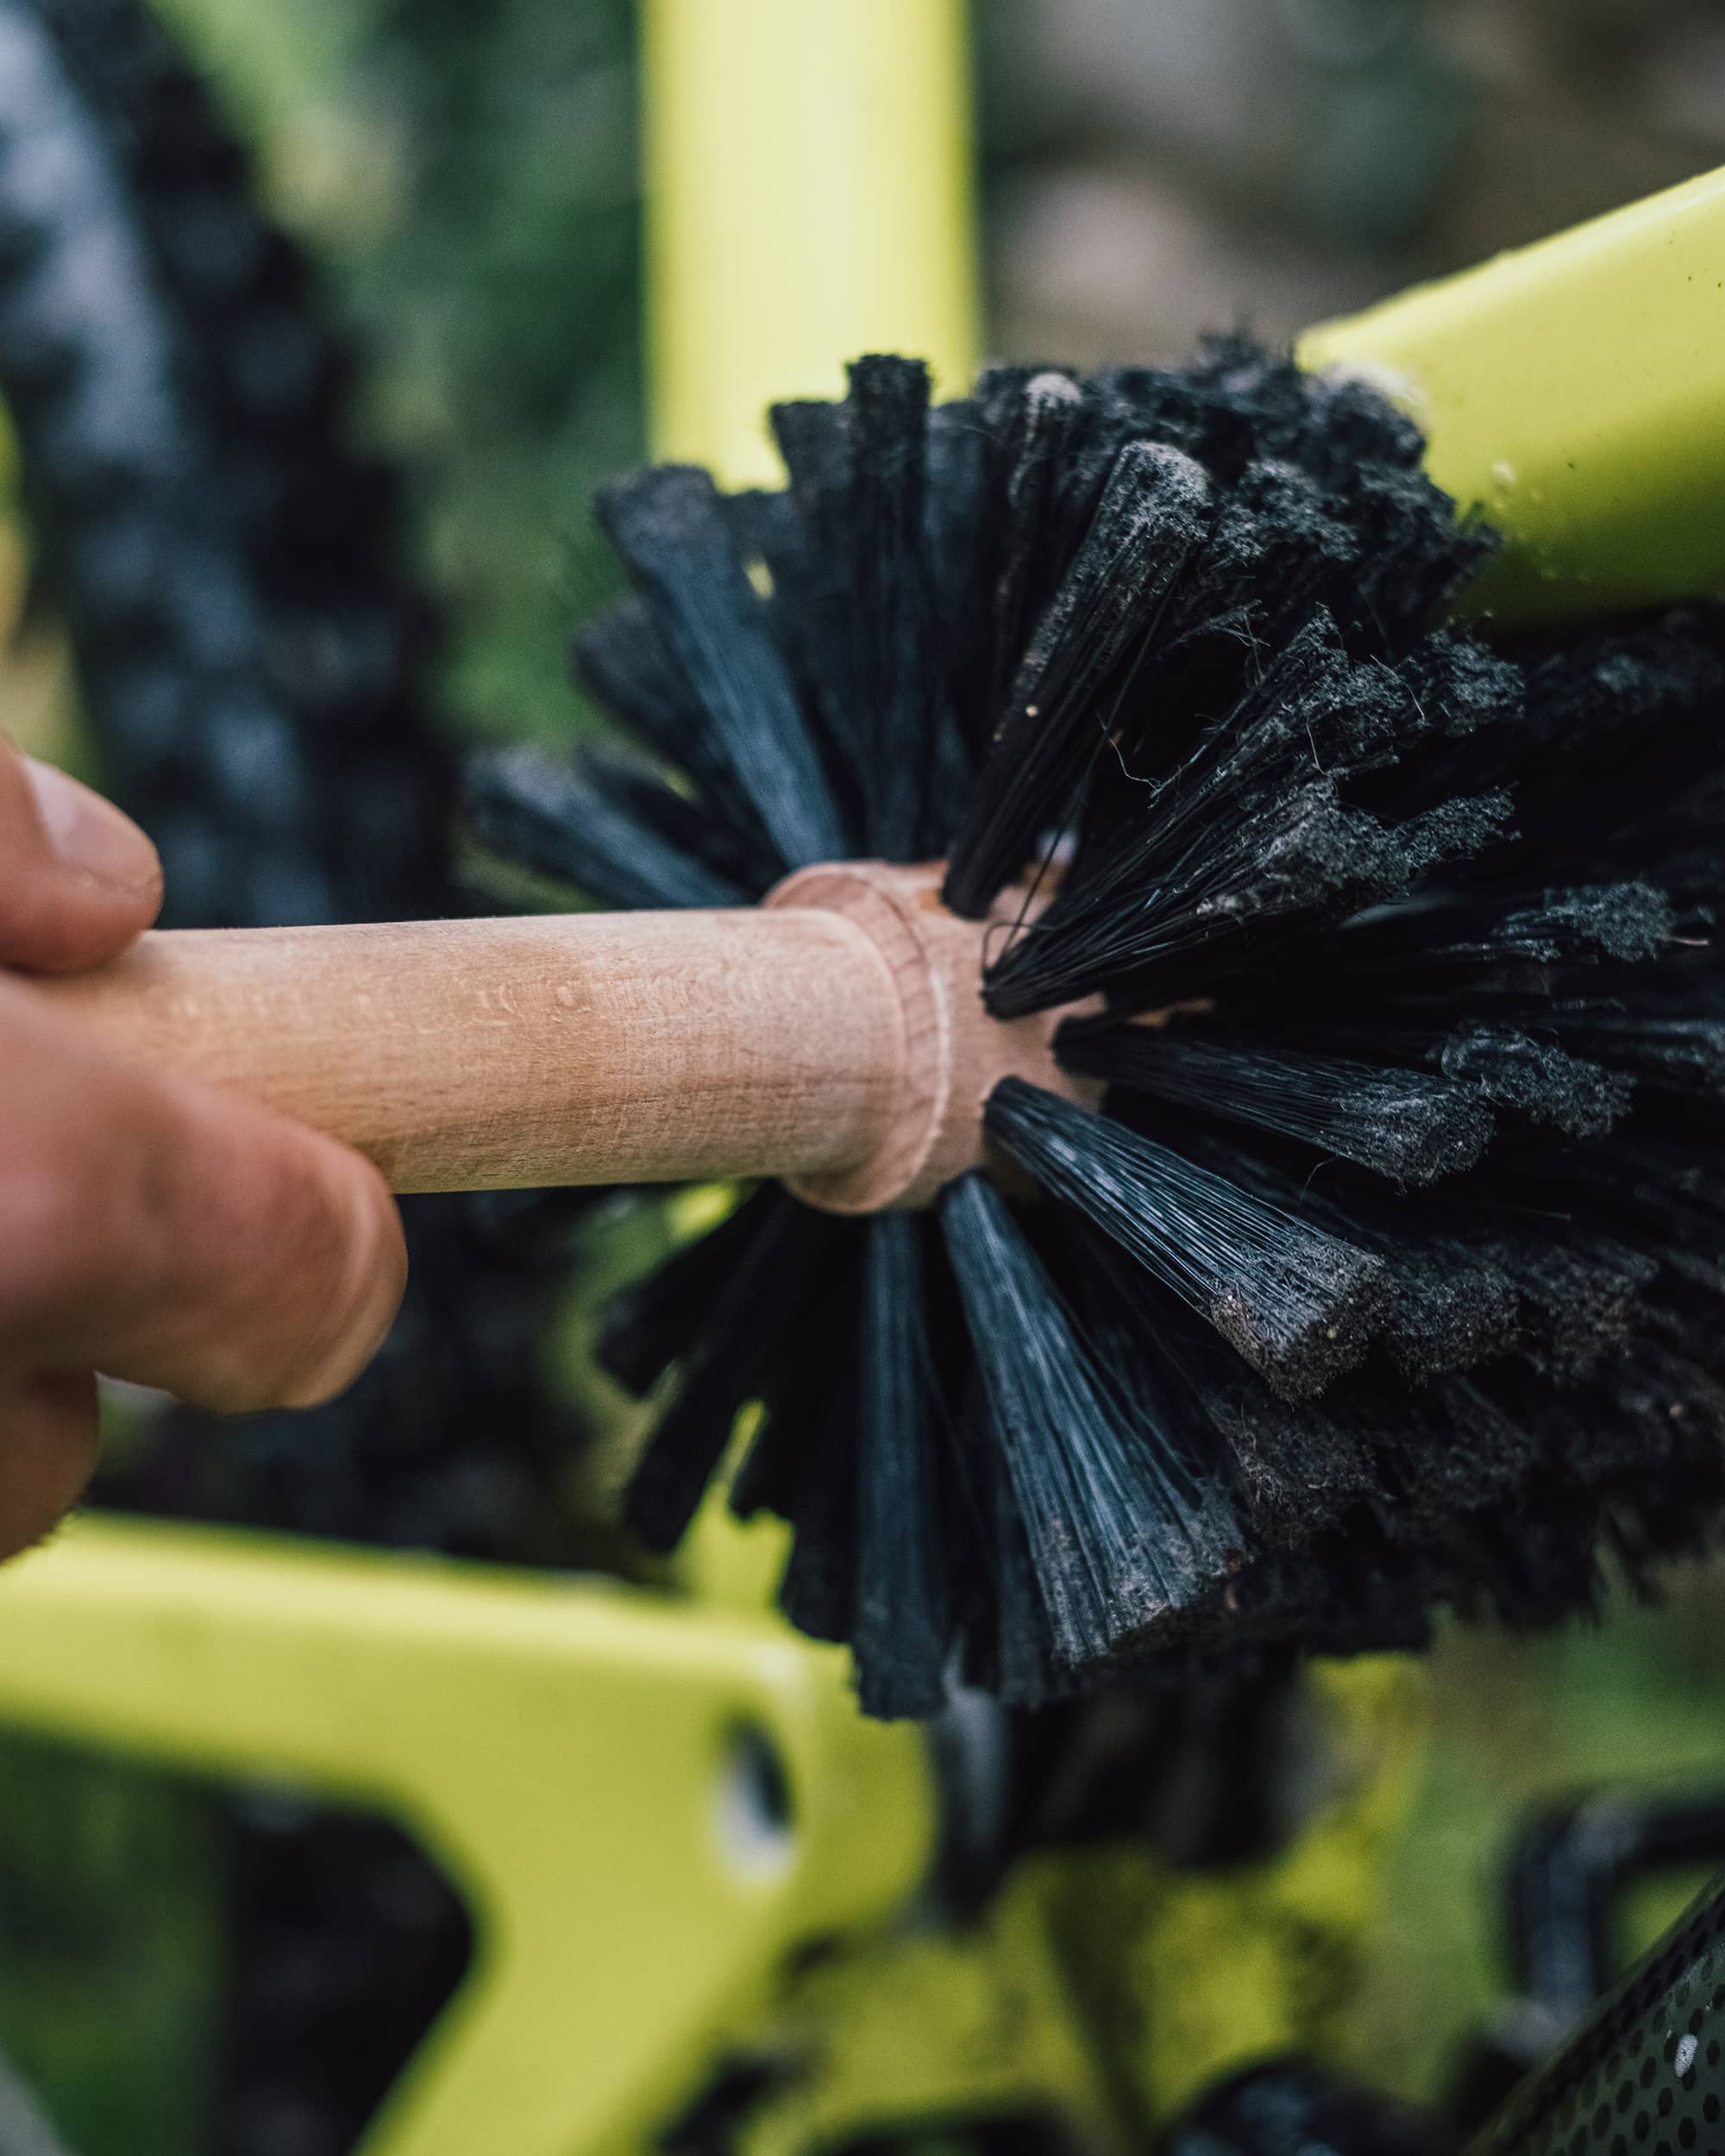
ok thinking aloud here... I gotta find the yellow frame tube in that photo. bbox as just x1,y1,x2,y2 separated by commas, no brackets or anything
641,0,979,486
1302,163,1725,618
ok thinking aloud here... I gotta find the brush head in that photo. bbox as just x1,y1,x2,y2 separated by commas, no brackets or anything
467,342,1725,1716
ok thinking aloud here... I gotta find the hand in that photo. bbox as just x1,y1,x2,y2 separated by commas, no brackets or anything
0,736,406,1557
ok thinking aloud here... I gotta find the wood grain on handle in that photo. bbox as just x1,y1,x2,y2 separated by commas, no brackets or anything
30,909,906,1194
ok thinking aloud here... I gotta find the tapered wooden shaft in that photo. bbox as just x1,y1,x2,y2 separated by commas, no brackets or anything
30,864,1095,1208
33,908,905,1194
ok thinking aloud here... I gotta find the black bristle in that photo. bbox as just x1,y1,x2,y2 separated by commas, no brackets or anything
1374,1240,1522,1382
1546,1006,1725,1107
941,1173,1238,1669
1194,1012,1628,1142
760,370,971,859
1471,1231,1656,1384
942,439,1213,919
1275,881,1676,990
844,355,956,860
728,1362,820,1525
1373,1374,1542,1528
921,399,987,613
1139,1117,1538,1388
466,340,1725,1714
776,1374,862,1646
1057,1017,1493,1186
1202,1376,1374,1545
985,1079,1389,1399
986,368,1083,713
1436,1025,1630,1138
767,391,881,834
977,611,1513,1017
851,1214,951,1718
571,594,782,894
1490,882,1676,964
1058,1220,1346,1550
595,463,849,869
729,1234,868,1526
620,1195,847,1551
984,1442,1075,1709
464,744,748,911
595,1187,779,1397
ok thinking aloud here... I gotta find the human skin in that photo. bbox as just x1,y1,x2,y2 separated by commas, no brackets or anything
0,734,406,1557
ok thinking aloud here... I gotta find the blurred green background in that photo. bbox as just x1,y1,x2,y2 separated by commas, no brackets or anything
7,1,1725,2148
156,0,646,752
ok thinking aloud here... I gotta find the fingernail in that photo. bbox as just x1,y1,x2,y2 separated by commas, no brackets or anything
25,757,161,893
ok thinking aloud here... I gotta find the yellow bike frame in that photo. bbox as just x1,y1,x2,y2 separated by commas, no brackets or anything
0,1517,1425,2156
1302,163,1725,617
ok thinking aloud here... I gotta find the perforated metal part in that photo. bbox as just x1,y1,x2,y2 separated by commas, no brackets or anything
1469,1873,1725,2156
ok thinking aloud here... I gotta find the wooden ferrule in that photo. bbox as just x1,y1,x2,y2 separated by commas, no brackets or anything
28,863,1096,1211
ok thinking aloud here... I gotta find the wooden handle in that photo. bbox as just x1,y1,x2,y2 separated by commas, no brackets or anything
30,909,905,1194
27,865,1097,1206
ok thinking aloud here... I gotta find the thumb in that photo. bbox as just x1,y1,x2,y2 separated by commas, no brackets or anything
0,737,163,972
